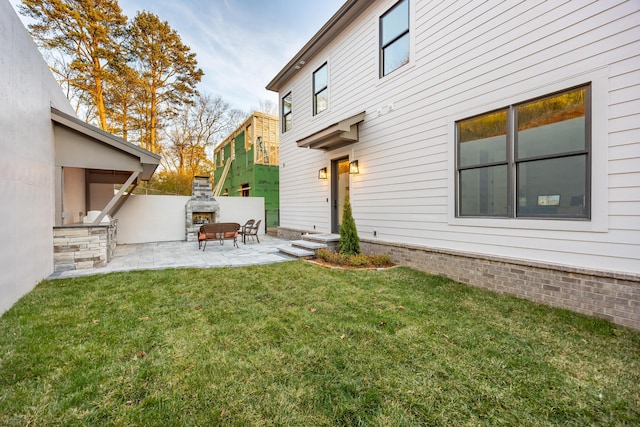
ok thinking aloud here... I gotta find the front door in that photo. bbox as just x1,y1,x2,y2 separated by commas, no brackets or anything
331,157,350,233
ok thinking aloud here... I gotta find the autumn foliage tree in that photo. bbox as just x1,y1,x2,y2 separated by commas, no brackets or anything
20,0,127,131
105,62,142,141
127,11,203,154
20,0,244,192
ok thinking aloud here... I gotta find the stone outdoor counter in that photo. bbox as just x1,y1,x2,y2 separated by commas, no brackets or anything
53,220,117,272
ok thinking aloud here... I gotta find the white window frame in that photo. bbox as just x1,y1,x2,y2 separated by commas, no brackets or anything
447,67,609,233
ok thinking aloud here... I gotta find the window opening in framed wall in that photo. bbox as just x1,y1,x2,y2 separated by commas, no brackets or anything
240,183,250,197
313,63,328,115
456,85,590,220
282,92,292,132
380,0,410,77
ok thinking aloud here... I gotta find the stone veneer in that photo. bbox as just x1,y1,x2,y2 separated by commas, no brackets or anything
185,177,220,242
53,221,117,272
277,227,640,330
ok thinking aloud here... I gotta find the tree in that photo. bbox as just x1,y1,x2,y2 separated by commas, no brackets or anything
338,194,360,255
162,94,236,177
105,62,142,141
128,11,203,153
253,99,277,115
20,0,127,130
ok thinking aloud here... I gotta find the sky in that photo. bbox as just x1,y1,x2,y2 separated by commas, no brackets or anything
11,0,345,113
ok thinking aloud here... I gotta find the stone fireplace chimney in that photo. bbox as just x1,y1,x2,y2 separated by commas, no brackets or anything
185,176,220,241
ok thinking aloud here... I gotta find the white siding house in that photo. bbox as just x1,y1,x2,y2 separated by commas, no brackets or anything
267,0,640,328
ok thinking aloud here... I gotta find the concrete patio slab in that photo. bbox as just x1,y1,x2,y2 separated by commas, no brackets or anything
48,235,296,279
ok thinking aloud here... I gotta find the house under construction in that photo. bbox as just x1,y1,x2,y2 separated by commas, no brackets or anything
213,112,279,230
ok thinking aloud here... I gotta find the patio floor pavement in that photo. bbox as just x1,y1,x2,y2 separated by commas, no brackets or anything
48,235,297,279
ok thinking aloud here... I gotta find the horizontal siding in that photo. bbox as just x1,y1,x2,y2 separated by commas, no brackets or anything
277,0,640,274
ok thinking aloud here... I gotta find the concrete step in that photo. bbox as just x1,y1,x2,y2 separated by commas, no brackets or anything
302,233,340,244
277,245,315,258
291,239,327,250
302,233,340,251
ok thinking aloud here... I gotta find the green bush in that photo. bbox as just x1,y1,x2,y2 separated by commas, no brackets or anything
338,194,360,255
316,248,331,260
371,254,392,267
348,254,371,267
317,248,348,265
316,248,392,268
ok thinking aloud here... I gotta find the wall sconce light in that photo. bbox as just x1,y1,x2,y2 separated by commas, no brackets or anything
349,160,359,174
318,167,328,179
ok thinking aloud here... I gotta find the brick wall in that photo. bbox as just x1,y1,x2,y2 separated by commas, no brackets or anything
53,222,116,272
358,239,639,330
278,226,639,330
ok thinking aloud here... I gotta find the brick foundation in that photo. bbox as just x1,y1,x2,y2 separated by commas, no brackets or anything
277,227,309,241
277,228,640,330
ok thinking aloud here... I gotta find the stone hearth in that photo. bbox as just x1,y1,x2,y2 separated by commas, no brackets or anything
185,176,220,242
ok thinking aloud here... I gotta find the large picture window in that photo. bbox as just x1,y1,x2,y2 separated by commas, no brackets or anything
456,85,590,219
313,63,328,115
380,0,409,77
282,92,292,132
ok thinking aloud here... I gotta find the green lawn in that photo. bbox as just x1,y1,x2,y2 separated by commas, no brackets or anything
1,262,638,426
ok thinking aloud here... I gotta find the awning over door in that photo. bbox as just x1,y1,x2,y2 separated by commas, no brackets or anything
296,111,365,150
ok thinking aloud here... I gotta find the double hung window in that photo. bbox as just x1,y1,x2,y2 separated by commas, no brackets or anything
282,92,292,132
313,63,328,115
456,85,590,219
380,0,410,77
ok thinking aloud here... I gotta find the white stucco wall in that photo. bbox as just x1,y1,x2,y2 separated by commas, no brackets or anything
115,195,265,244
0,1,75,314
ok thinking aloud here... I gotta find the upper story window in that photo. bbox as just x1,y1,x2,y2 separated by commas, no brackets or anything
380,0,410,77
282,92,292,132
240,183,250,197
313,63,328,115
456,85,590,219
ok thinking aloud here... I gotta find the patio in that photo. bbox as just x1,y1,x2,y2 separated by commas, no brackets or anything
48,235,296,279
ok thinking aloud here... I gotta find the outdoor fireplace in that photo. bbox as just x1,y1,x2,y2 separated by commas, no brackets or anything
185,176,220,241
192,212,214,225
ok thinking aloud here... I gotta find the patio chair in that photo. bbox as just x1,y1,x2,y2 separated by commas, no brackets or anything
240,219,261,244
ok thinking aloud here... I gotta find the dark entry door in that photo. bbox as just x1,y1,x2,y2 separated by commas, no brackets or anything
331,157,350,233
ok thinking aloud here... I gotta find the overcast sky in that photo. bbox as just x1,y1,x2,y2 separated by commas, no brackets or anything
11,0,345,112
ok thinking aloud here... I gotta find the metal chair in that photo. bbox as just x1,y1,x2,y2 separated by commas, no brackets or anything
240,219,261,244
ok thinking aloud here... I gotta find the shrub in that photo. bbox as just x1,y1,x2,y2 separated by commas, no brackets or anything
348,254,371,267
338,194,360,255
316,248,393,269
371,254,392,267
316,248,331,261
317,248,348,265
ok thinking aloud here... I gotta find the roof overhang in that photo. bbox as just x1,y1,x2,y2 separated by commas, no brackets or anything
266,0,372,92
296,111,365,150
51,107,160,181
